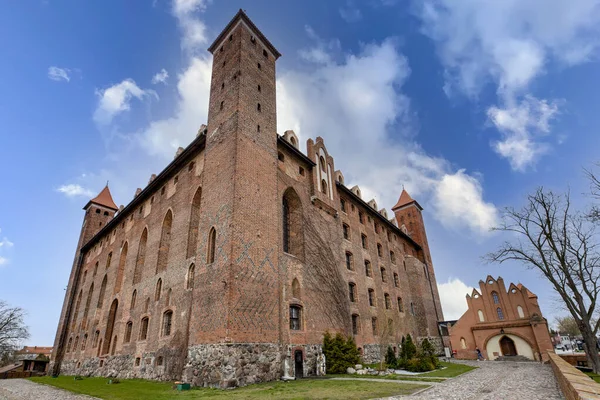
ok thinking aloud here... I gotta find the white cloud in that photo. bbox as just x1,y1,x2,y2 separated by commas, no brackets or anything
340,1,362,23
416,0,600,168
487,96,559,170
0,237,14,248
172,0,208,53
151,68,169,85
277,34,498,235
437,278,473,320
48,66,71,82
0,256,7,266
93,79,157,125
56,184,95,197
0,228,13,267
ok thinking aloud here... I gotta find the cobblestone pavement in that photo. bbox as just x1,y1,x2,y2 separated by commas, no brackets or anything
0,379,99,400
394,361,564,400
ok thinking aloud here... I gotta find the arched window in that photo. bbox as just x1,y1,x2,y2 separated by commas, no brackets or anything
365,260,372,277
321,179,327,195
131,290,137,310
292,278,301,299
342,223,350,240
105,252,112,269
361,234,368,249
460,337,467,349
187,264,195,290
114,242,128,294
348,282,356,302
162,310,173,336
93,330,99,348
74,290,83,321
207,227,216,264
97,275,107,309
345,252,353,270
410,302,415,316
371,317,377,335
492,291,500,304
319,156,326,172
289,305,302,330
497,307,504,320
368,289,375,306
397,297,403,312
102,299,118,355
157,211,173,273
124,321,133,343
67,337,73,353
82,269,87,283
517,305,525,318
377,243,382,257
82,283,94,322
166,288,172,306
384,293,391,309
140,317,149,340
390,251,396,264
380,267,387,283
282,188,304,258
187,188,202,259
155,279,162,301
394,273,399,287
93,262,98,277
133,228,147,284
478,309,485,322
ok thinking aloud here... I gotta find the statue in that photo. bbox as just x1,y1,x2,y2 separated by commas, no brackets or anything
316,353,326,376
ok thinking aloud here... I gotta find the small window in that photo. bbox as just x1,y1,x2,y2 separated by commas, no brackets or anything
220,46,223,52
221,82,225,90
220,101,224,110
258,62,261,69
390,251,396,264
161,186,165,195
397,297,403,312
492,291,500,304
319,156,326,172
352,314,359,335
410,302,415,316
517,305,525,318
345,252,353,270
299,166,305,176
361,234,367,249
257,103,261,112
155,278,162,301
478,309,485,322
130,290,137,310
365,260,372,277
394,273,399,287
340,198,346,212
140,317,149,340
125,322,133,343
385,293,391,309
371,317,377,335
348,282,356,302
263,49,268,57
290,305,302,330
321,179,327,195
381,267,387,283
258,84,261,92
377,243,382,257
104,211,109,216
187,264,195,290
368,289,375,307
342,223,350,240
278,152,285,162
207,227,216,264
96,209,101,214
359,212,364,224
229,34,233,41
162,310,173,336
497,307,504,320
250,35,256,44
257,125,260,132
156,356,164,366
188,162,195,172
135,357,141,366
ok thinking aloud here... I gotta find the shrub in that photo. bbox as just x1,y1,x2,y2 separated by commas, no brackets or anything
399,334,417,362
419,338,440,368
322,331,361,374
385,346,398,369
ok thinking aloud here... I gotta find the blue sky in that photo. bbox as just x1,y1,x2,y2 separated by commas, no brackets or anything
1,0,600,345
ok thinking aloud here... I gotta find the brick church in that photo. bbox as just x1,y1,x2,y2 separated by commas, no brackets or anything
51,10,444,387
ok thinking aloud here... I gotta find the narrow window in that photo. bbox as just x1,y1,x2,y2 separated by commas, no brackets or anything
381,267,387,283
460,337,467,349
186,188,202,259
517,305,525,318
385,293,391,309
394,273,399,287
345,252,353,270
368,289,375,306
162,310,173,336
81,334,87,351
93,330,99,348
342,223,350,240
257,62,261,69
478,309,485,322
319,156,326,172
352,314,359,335
140,317,149,340
257,103,261,112
114,242,128,294
377,243,382,257
135,357,141,366
156,210,173,274
257,125,260,132
125,322,132,343
133,228,147,284
321,179,327,195
390,251,396,264
410,302,415,316
157,356,164,366
166,288,172,306
131,290,137,310
290,306,301,330
67,337,72,353
397,297,403,312
188,162,195,172
93,262,98,277
207,227,216,263
348,282,356,302
497,307,504,320
187,263,195,290
340,198,346,212
221,82,224,90
371,317,377,335
82,283,94,322
155,278,162,301
258,84,261,92
361,234,367,249
105,252,112,269
97,275,107,308
220,101,224,110
359,212,364,224
263,49,268,57
229,34,233,41
492,291,500,304
365,260,372,277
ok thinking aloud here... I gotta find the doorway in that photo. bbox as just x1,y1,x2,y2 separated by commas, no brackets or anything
294,350,303,378
500,336,517,356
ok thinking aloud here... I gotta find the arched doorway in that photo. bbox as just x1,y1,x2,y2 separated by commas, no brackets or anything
294,350,304,378
500,336,517,356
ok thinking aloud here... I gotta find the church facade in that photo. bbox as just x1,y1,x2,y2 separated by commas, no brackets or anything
51,10,443,387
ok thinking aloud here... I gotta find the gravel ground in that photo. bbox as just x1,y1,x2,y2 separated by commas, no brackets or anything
391,360,564,400
0,379,99,400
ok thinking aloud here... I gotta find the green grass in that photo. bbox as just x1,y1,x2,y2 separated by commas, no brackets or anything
350,361,476,379
30,376,426,400
329,374,446,383
585,371,600,383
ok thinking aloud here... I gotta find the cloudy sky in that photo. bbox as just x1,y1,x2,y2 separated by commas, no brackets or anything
1,0,600,345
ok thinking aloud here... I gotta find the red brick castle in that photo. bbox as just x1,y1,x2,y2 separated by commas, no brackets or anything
51,10,443,387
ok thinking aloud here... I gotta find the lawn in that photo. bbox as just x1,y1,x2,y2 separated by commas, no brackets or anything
346,361,476,381
585,371,600,383
29,376,426,400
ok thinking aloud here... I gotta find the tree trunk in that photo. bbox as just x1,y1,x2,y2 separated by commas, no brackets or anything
581,325,600,373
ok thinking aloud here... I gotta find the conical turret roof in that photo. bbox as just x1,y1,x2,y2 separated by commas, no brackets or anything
85,185,118,211
392,189,422,211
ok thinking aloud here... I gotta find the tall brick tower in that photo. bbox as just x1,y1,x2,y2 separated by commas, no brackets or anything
52,186,118,375
185,10,283,384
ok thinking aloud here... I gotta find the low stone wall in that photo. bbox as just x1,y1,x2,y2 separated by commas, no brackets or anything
548,352,600,400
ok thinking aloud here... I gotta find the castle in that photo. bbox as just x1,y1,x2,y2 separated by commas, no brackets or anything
51,10,443,387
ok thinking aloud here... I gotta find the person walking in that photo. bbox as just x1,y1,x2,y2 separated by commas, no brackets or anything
476,347,484,361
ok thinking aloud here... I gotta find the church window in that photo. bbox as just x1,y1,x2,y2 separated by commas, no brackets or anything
321,179,327,195
343,223,350,240
282,189,303,257
497,307,504,320
492,291,500,304
365,260,372,277
187,264,195,290
377,243,382,257
340,198,346,212
478,309,485,322
361,234,367,249
187,188,202,259
131,290,136,310
289,305,302,330
155,278,162,301
97,275,107,308
352,314,359,335
162,310,173,336
397,297,403,312
384,293,391,309
156,210,173,273
381,267,387,283
139,317,149,340
345,252,353,270
368,289,375,306
371,317,377,335
348,282,356,302
517,305,525,318
394,273,399,287
207,227,216,263
125,321,132,343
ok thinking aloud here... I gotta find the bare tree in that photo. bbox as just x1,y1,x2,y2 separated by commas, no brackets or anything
486,188,600,372
586,163,600,223
0,301,29,364
554,316,581,337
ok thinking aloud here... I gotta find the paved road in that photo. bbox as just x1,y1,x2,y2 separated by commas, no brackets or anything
400,360,564,400
0,379,99,400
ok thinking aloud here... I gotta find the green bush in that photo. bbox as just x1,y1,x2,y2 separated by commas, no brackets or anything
322,331,361,374
419,338,440,368
385,346,398,369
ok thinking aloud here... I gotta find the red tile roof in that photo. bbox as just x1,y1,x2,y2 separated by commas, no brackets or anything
392,189,422,210
87,186,118,211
